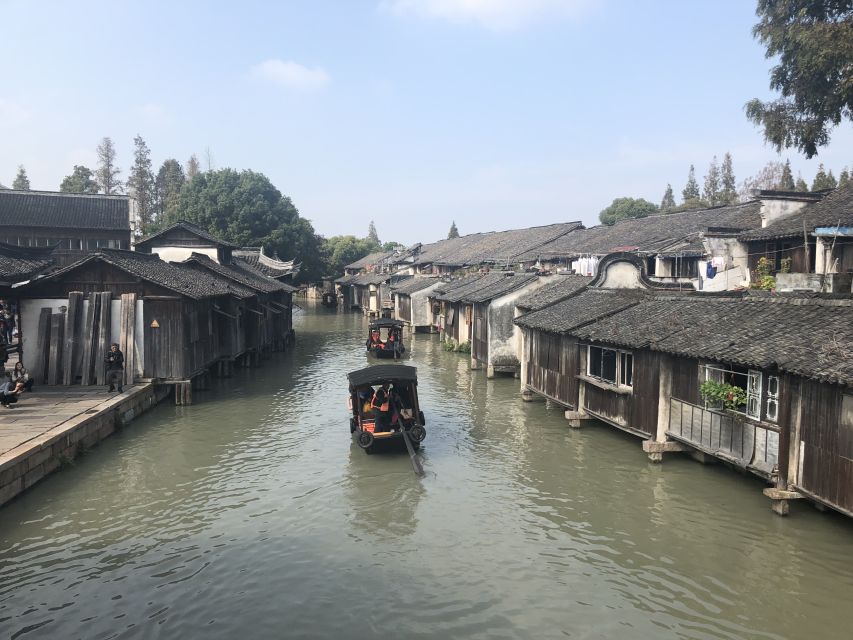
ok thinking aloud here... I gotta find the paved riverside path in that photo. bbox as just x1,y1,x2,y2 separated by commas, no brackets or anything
0,387,143,457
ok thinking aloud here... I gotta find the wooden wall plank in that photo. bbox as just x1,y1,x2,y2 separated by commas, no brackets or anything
47,314,65,385
34,308,52,384
95,292,112,385
62,292,83,385
80,294,99,386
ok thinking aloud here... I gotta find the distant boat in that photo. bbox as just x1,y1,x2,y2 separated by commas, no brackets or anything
366,318,406,359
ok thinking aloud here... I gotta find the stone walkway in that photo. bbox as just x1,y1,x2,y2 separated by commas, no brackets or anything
0,387,141,457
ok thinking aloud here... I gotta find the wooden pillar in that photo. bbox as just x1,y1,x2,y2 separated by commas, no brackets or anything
95,292,111,386
119,293,137,388
35,307,52,384
62,292,83,385
47,314,65,385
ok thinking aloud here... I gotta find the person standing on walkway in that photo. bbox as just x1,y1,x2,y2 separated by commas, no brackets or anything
104,343,124,393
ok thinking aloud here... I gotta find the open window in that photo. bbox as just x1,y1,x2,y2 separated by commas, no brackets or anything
588,345,632,388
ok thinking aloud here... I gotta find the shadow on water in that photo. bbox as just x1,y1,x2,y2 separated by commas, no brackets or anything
1,303,853,639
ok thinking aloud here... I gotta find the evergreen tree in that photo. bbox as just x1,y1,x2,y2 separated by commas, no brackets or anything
682,164,700,202
839,168,850,188
703,156,721,205
780,159,796,191
126,135,156,231
811,163,837,191
448,221,460,238
186,154,200,180
795,174,809,192
660,184,676,212
12,165,30,190
60,165,99,193
154,159,186,224
95,136,122,194
367,220,380,246
720,152,737,203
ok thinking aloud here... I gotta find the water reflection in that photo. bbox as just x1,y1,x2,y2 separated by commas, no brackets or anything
1,304,852,639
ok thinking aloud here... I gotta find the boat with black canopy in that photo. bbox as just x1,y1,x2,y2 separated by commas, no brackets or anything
366,318,406,359
347,365,426,470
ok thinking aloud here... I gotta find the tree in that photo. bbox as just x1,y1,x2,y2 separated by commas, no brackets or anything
154,159,185,222
703,156,721,205
320,235,379,277
839,168,851,188
12,165,30,190
780,159,796,190
795,174,809,191
448,221,460,238
598,197,659,226
126,135,156,231
660,184,676,212
739,161,786,200
745,1,853,158
811,163,837,191
186,154,200,181
682,165,700,202
367,220,380,246
60,165,99,193
720,152,737,203
172,168,322,281
95,137,122,194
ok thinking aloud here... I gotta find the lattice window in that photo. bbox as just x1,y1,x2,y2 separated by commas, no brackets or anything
765,375,779,422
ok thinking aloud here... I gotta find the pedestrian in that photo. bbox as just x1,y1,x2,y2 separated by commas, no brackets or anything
11,361,34,392
0,377,24,408
104,343,124,393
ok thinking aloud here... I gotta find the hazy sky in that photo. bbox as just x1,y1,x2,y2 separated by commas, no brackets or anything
2,0,851,244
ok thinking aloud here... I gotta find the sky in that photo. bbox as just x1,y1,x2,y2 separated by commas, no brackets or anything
1,0,851,245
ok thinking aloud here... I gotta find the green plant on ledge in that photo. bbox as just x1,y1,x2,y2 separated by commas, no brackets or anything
750,256,776,291
456,341,471,354
442,338,471,353
700,380,747,411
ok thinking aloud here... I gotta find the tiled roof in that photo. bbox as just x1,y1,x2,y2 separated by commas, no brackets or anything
461,273,539,303
516,202,762,261
739,183,853,241
413,222,583,267
515,275,592,311
435,273,510,303
514,288,644,334
136,220,237,249
0,190,130,230
32,249,255,300
0,241,54,283
391,277,443,295
339,272,392,286
344,250,396,271
183,253,295,293
233,247,298,278
568,292,853,386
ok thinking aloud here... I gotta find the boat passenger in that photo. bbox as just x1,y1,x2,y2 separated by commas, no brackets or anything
371,382,392,432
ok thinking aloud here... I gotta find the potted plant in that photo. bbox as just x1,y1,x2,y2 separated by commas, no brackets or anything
699,380,747,412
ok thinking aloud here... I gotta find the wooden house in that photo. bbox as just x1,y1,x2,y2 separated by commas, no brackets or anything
390,277,443,330
17,250,256,399
134,220,237,264
0,190,133,265
430,272,509,345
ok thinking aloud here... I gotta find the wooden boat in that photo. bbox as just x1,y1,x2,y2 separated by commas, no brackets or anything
366,318,406,359
347,365,426,456
321,291,337,307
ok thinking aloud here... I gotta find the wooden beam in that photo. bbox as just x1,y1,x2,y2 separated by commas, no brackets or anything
120,293,136,387
62,292,83,385
95,292,111,385
35,307,52,384
80,294,99,386
47,314,65,385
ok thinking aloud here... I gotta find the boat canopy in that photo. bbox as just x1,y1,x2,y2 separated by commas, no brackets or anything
368,318,404,329
347,365,418,389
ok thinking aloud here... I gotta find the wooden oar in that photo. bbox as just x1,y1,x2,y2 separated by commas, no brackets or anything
393,396,424,476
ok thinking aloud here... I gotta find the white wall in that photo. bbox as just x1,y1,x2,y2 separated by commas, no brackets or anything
410,282,443,327
599,262,643,289
153,246,218,263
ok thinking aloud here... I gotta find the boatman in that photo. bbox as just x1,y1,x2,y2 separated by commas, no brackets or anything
371,382,392,432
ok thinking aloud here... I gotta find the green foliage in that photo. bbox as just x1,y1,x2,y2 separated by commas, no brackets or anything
155,159,185,224
746,0,853,158
811,163,837,191
60,165,99,193
442,338,470,353
750,256,776,290
172,168,322,282
12,165,30,190
95,136,121,194
795,175,809,191
367,220,380,245
839,168,851,188
780,159,796,191
720,152,737,204
682,164,700,202
448,221,459,238
186,154,200,180
321,235,379,276
703,156,721,205
598,197,659,225
443,338,456,352
779,257,792,274
700,380,748,411
660,184,676,212
126,135,156,231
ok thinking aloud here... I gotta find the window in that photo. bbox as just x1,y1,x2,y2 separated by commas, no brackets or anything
703,364,778,422
588,345,632,387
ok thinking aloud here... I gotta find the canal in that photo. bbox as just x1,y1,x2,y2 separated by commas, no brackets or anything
1,304,852,639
